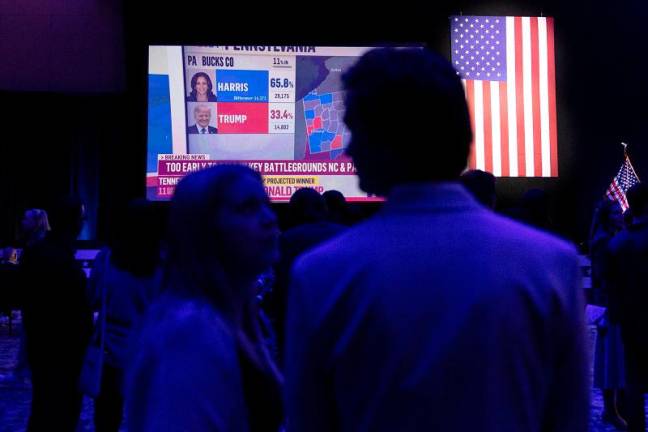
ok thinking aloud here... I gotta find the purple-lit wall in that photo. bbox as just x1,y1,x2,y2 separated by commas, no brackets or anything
0,0,124,92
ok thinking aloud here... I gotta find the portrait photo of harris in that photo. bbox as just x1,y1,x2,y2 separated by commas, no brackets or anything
187,104,218,134
186,72,217,102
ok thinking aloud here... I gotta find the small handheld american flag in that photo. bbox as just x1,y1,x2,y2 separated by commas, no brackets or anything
605,144,640,212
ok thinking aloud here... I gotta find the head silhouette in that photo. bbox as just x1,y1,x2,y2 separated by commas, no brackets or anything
47,196,84,240
288,187,327,226
590,198,624,245
21,208,51,245
110,199,164,277
323,190,351,224
461,169,496,208
627,183,648,218
165,165,278,317
342,48,472,195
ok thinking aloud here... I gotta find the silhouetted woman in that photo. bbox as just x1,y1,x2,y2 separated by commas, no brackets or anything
127,165,283,431
89,200,164,431
591,199,627,429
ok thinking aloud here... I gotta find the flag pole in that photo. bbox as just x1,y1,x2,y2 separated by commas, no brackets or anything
621,142,641,181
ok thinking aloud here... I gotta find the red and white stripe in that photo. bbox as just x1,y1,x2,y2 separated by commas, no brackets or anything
462,16,558,177
606,180,630,211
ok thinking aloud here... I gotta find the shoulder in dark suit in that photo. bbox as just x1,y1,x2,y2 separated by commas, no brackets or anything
187,125,218,134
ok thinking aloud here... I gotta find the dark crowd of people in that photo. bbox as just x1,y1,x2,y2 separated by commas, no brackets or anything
0,47,646,431
587,184,648,432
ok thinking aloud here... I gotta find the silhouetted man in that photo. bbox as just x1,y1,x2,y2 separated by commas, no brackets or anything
21,197,93,431
268,188,345,362
284,48,588,431
607,183,648,432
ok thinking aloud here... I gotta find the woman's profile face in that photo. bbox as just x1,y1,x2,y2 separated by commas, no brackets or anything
195,76,209,96
215,174,279,277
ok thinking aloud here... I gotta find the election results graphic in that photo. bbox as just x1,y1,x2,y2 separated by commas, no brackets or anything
184,48,296,136
146,46,391,202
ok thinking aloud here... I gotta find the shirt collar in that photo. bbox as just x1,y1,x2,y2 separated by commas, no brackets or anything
381,182,482,214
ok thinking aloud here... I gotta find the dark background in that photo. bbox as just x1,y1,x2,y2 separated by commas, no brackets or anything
1,0,646,246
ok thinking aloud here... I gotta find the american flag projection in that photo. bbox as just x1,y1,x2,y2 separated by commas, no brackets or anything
451,16,558,177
